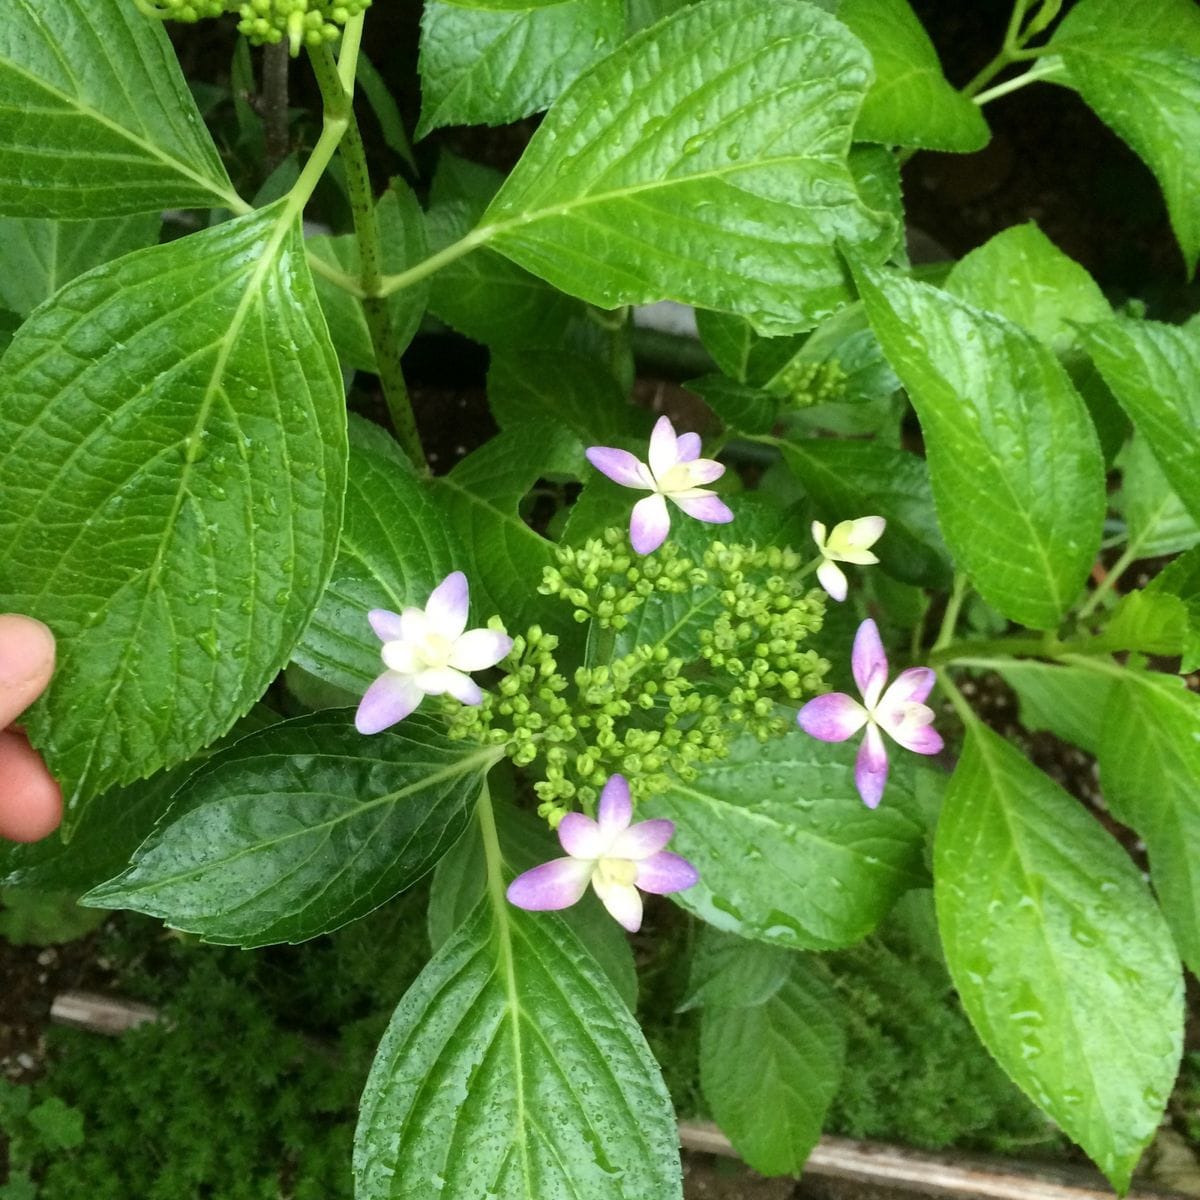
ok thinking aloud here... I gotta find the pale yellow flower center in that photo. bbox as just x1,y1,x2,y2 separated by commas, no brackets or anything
595,857,638,888
416,631,453,670
656,463,694,494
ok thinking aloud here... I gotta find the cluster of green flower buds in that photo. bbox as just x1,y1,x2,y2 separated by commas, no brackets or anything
237,0,370,52
447,528,830,827
133,0,370,53
772,357,849,409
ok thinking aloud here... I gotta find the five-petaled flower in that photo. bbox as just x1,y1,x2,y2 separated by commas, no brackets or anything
796,618,942,809
811,515,886,602
355,571,512,735
586,415,733,555
506,774,699,932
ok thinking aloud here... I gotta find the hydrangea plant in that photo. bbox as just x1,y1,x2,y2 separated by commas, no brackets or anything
1,0,1198,1195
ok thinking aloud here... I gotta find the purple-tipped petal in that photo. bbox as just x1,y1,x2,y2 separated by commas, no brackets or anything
597,774,633,833
816,559,848,602
595,880,643,932
635,850,699,895
355,672,423,734
609,817,675,861
851,619,889,708
556,812,605,860
630,493,671,554
888,717,944,756
670,491,734,525
368,608,405,642
647,414,680,480
854,723,889,809
507,857,593,911
450,629,513,672
415,667,481,705
797,692,869,742
425,571,470,640
585,446,654,490
676,431,702,462
682,458,724,486
881,667,936,707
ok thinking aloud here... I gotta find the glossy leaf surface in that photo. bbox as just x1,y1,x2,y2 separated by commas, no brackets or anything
0,0,238,216
84,713,495,947
0,206,346,811
857,265,1104,628
935,725,1183,1191
482,0,893,333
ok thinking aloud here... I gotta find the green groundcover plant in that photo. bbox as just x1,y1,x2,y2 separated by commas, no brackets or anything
1,0,1199,1194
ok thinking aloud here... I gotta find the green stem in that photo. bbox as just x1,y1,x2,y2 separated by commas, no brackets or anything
376,228,492,298
972,56,1066,106
960,0,1057,101
1077,543,1139,622
307,41,426,469
936,666,979,728
306,252,367,297
931,574,969,654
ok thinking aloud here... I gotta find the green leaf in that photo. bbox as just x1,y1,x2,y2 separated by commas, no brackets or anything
431,428,581,633
1098,673,1200,977
417,0,624,137
686,374,779,436
679,926,792,1012
693,309,804,387
356,52,417,171
646,732,926,949
0,0,238,217
837,0,990,152
309,181,429,372
856,265,1105,629
1117,433,1200,558
1082,318,1200,526
0,707,278,892
488,350,636,445
1051,0,1200,272
779,438,952,589
426,154,583,347
944,223,1111,355
292,417,461,694
699,959,845,1176
0,214,160,316
934,724,1183,1191
25,1098,84,1151
1146,545,1200,672
355,897,681,1198
83,712,496,947
481,0,894,334
848,145,906,265
1094,591,1189,656
990,661,1113,755
0,205,347,812
427,798,637,1010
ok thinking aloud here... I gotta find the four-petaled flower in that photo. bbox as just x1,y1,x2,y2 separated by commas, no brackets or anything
796,618,942,809
355,571,512,735
506,774,699,931
586,415,733,555
812,515,886,602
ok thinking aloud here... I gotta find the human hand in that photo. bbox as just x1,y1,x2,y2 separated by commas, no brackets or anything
0,614,62,842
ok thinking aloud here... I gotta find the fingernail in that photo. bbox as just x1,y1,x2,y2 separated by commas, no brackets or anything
0,615,56,685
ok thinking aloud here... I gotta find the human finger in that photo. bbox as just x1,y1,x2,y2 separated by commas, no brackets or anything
0,614,56,729
0,729,63,841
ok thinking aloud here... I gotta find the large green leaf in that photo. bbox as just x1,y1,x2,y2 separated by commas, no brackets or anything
355,888,682,1197
427,797,637,1010
837,0,989,152
1098,672,1200,977
417,0,624,137
1051,0,1200,273
0,214,161,316
1146,545,1200,672
856,265,1105,629
1082,318,1200,526
780,438,951,589
646,732,926,949
0,0,239,217
426,154,583,348
83,712,496,947
0,205,347,811
309,183,429,373
480,0,894,333
431,428,581,634
293,417,461,694
700,958,844,1176
990,662,1113,755
944,222,1111,355
679,926,792,1012
934,725,1183,1191
1117,433,1200,558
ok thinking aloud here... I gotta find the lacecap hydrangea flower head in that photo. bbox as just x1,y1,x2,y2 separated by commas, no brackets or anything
586,415,733,554
356,571,512,734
